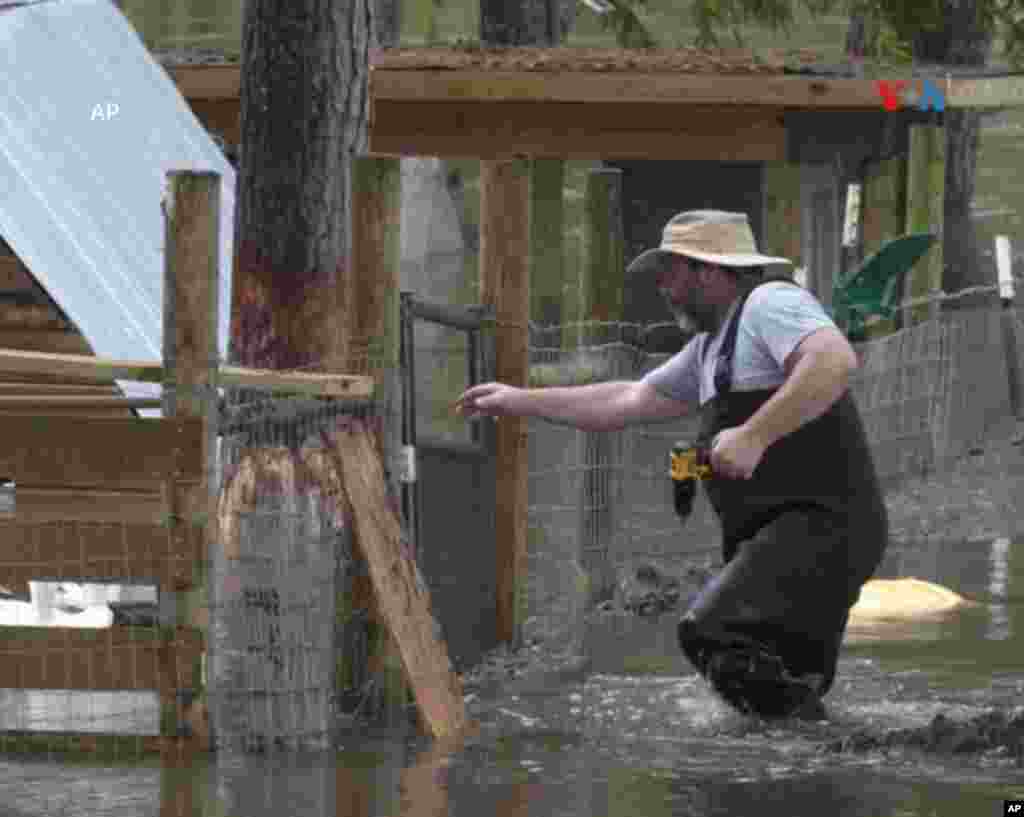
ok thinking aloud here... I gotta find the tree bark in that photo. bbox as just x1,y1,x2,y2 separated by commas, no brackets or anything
375,0,400,47
912,0,995,308
481,0,560,45
231,2,372,371
213,0,376,751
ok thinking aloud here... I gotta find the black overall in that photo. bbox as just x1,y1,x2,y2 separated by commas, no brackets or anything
676,279,889,718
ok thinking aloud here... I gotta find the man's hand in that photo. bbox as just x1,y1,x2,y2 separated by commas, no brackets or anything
709,425,767,480
453,382,523,419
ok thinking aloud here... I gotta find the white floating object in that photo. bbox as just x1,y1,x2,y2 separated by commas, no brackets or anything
0,598,112,628
996,235,1015,300
849,577,972,621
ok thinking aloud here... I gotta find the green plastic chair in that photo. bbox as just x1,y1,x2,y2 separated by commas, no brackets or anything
830,233,937,340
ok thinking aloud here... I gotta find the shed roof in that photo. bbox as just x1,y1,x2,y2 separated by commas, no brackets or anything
0,0,235,416
367,46,1024,158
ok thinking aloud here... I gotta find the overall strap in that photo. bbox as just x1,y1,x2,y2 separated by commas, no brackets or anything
707,275,801,397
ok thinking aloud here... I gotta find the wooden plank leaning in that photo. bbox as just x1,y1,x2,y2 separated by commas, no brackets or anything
0,349,373,398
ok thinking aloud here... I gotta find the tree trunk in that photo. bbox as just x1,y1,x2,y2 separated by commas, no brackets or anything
912,0,995,308
481,0,560,45
213,0,376,752
231,2,371,371
375,0,400,46
943,107,987,304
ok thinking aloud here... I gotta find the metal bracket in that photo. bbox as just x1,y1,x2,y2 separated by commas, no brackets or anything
397,445,417,483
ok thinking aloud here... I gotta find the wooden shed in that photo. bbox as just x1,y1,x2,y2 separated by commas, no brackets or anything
0,240,137,415
0,1,234,527
166,48,1024,327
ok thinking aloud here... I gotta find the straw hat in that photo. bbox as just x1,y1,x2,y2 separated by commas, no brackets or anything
627,210,793,277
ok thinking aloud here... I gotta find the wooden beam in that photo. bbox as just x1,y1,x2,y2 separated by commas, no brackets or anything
0,396,159,409
370,101,786,160
3,488,164,525
348,155,407,717
944,75,1024,108
0,349,373,397
371,70,883,107
218,365,372,396
0,303,70,330
166,64,241,101
0,519,201,592
166,61,1024,110
330,422,467,740
480,158,531,646
0,383,121,395
0,255,36,289
0,330,93,356
187,99,240,147
0,626,202,691
0,415,204,489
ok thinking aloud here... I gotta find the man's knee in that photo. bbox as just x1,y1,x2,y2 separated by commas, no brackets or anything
676,615,709,673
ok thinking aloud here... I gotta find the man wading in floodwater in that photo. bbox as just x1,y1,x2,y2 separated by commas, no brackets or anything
456,210,889,720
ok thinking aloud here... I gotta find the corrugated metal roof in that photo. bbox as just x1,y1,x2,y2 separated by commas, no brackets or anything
0,0,235,417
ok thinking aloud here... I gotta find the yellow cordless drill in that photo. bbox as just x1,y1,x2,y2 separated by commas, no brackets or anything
670,442,711,522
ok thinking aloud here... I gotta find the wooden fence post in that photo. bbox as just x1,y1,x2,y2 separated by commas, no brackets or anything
161,170,221,751
578,168,624,603
997,235,1022,418
862,154,907,338
904,125,945,326
348,154,407,720
762,162,802,271
530,159,565,347
481,158,531,646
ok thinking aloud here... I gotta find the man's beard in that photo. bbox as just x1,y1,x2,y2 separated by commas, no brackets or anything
662,291,717,334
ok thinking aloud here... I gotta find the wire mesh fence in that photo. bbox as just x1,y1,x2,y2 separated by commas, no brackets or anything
0,286,1017,774
210,338,402,752
0,334,404,772
495,292,1023,646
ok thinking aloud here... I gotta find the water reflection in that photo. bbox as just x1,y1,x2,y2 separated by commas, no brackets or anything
0,537,1020,816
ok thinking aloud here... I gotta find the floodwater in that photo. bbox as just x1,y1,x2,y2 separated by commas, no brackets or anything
0,535,1022,816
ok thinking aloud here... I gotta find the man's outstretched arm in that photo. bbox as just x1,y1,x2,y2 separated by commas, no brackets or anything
455,379,693,432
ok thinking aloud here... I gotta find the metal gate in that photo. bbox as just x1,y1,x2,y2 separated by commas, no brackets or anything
400,293,497,671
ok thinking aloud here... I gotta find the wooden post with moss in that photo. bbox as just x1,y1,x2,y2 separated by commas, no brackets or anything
530,159,565,348
347,154,407,720
904,125,945,326
481,158,531,645
160,170,221,752
762,162,802,270
861,154,907,338
579,167,624,602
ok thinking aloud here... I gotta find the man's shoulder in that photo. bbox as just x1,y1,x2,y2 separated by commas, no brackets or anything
746,280,826,313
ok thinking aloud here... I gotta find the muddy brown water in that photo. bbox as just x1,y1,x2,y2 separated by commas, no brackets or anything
0,535,1022,816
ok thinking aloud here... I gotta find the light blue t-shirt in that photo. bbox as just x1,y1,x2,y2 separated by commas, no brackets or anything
642,282,836,407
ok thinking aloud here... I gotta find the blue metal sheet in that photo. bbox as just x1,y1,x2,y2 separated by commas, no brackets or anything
0,0,235,416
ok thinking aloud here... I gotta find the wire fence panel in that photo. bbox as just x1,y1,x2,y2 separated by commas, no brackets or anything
510,294,1022,637
211,349,387,753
